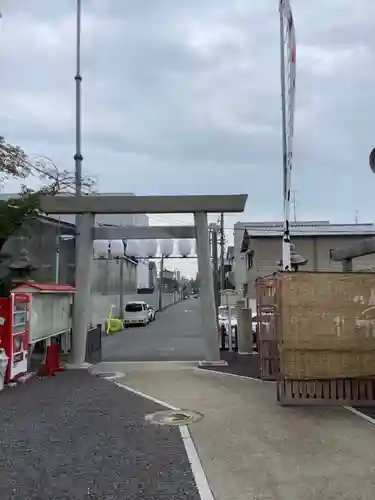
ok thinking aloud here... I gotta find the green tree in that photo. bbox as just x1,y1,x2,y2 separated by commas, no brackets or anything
190,272,200,293
0,137,95,292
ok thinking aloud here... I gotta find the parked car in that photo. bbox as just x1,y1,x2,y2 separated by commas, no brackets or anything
123,301,149,326
146,304,156,322
217,305,238,329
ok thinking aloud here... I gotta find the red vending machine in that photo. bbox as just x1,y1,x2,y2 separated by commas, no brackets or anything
0,292,30,382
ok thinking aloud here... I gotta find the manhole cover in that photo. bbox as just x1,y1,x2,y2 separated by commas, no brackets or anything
95,372,117,378
145,409,203,426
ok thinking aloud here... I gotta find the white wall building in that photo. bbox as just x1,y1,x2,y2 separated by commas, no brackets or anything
234,220,375,300
136,259,150,289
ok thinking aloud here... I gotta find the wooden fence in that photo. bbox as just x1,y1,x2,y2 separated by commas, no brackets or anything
256,271,375,406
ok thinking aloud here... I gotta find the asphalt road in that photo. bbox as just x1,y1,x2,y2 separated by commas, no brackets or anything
0,371,200,500
102,298,206,361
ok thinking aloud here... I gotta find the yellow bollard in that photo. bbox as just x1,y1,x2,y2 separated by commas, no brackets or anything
106,304,115,335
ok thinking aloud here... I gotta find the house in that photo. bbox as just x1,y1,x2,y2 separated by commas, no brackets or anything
161,268,179,293
234,220,375,300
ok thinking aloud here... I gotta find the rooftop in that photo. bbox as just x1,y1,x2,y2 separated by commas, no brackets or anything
235,221,375,237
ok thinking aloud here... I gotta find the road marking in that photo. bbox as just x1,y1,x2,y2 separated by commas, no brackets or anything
100,372,126,380
113,381,215,500
196,367,274,383
179,424,215,500
344,406,375,426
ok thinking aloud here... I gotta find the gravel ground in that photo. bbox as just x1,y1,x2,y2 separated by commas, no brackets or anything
0,371,200,500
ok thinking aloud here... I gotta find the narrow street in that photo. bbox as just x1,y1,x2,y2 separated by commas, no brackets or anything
102,298,205,362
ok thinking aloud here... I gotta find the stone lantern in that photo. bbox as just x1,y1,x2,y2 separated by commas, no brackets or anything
8,247,40,285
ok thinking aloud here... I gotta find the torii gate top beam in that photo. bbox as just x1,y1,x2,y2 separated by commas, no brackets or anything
40,194,247,215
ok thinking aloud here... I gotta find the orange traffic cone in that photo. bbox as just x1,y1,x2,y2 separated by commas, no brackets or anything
37,344,64,377
49,343,65,373
37,345,55,377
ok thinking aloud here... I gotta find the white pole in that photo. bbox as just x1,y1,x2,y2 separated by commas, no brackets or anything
227,293,233,352
279,1,291,270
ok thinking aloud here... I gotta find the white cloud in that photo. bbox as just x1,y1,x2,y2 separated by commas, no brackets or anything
1,0,375,277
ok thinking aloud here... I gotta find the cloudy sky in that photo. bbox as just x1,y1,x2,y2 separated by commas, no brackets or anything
1,0,375,276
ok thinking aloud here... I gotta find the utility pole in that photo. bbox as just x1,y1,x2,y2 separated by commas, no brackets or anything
211,227,220,312
158,256,164,311
119,257,125,319
220,213,225,290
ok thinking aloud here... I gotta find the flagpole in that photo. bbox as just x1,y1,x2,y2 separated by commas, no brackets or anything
279,0,291,270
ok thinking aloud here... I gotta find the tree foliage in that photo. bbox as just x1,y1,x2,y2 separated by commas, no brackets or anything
0,136,96,254
0,136,30,180
190,272,200,293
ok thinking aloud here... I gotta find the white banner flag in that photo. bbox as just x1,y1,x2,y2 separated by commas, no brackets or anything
279,0,296,270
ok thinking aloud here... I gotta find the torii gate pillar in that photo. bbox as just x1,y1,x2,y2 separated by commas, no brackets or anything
72,212,95,366
195,212,221,362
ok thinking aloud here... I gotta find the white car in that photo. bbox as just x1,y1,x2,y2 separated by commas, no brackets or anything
123,301,149,326
218,306,238,329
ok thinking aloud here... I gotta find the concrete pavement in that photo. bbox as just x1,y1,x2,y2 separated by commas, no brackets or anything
108,363,375,500
0,370,200,500
7,296,375,499
102,298,205,361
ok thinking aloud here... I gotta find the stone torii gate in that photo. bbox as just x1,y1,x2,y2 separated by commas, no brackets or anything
40,194,247,366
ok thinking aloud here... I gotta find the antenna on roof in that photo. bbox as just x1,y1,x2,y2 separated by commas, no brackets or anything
355,210,359,224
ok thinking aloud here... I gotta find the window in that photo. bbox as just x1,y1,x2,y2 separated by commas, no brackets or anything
125,303,144,312
246,250,254,270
